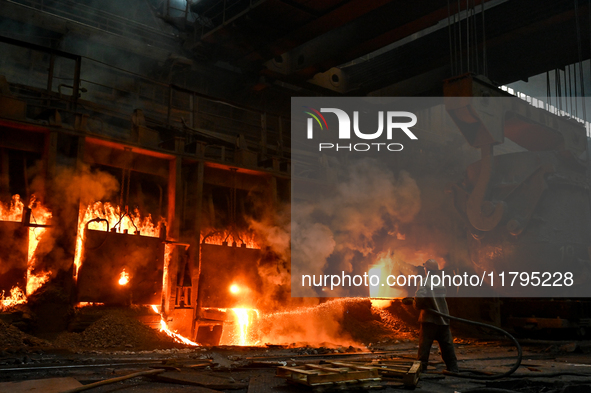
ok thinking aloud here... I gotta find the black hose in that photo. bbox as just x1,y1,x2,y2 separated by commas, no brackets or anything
426,308,522,380
428,309,591,381
460,389,520,393
498,371,591,378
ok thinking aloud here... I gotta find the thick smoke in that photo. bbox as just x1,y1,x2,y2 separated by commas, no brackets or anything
0,163,120,292
249,148,476,302
30,164,119,274
380,174,473,270
246,158,422,313
290,158,422,297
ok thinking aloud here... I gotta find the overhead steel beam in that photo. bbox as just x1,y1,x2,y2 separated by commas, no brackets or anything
309,0,590,95
240,0,393,63
264,0,451,77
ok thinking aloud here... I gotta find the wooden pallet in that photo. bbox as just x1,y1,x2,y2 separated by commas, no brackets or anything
339,360,422,388
276,363,381,391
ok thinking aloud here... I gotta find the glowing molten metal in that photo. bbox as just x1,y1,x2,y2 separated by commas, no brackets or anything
118,269,130,286
216,308,259,346
232,308,250,346
149,304,198,346
159,319,199,346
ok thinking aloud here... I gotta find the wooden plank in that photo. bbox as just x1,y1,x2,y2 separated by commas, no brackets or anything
305,364,351,373
184,362,214,369
353,360,411,367
62,369,166,393
329,362,378,371
348,360,415,373
276,366,319,376
378,365,410,370
375,367,408,377
307,370,376,385
0,377,82,393
308,378,382,391
402,361,421,388
159,360,212,369
328,360,421,388
277,364,380,388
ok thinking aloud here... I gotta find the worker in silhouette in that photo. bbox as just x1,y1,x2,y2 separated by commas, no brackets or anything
414,259,459,373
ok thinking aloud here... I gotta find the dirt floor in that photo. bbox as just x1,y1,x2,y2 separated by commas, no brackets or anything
1,338,591,392
1,300,591,392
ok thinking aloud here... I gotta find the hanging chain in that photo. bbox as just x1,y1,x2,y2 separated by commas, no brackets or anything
447,0,488,77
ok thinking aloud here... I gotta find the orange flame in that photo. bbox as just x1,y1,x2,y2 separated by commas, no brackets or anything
26,195,52,295
217,308,259,346
73,202,164,278
0,287,27,310
26,271,51,295
118,268,130,285
159,318,199,346
150,304,197,346
161,244,173,311
0,195,24,222
201,231,259,249
0,195,52,307
76,302,105,307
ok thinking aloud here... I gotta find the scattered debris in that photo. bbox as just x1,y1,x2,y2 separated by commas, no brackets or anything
0,320,49,349
61,369,165,393
0,369,166,393
53,311,182,351
0,377,82,393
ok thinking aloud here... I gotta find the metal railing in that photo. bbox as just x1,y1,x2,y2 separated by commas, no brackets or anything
191,0,260,38
500,85,591,137
0,35,290,162
6,0,178,50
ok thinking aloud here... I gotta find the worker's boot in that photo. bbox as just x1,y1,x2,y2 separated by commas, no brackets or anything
446,361,459,373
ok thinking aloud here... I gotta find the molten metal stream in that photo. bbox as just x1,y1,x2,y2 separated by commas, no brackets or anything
232,308,250,346
151,305,199,346
158,319,200,346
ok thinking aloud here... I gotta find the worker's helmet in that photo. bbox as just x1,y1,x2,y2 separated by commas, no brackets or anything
423,259,439,271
